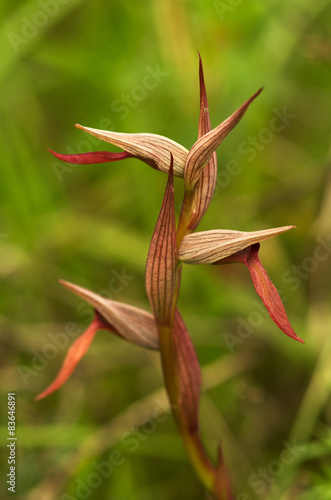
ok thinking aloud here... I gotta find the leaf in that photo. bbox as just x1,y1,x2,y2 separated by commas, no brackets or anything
145,157,177,326
173,310,201,433
214,442,235,500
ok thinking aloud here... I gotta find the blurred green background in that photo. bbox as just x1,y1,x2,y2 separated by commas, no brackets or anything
1,1,331,499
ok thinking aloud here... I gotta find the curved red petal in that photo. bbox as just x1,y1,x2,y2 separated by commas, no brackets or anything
243,245,304,343
48,149,133,164
35,314,110,401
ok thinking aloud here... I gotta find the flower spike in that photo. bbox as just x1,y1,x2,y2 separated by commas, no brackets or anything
41,54,303,499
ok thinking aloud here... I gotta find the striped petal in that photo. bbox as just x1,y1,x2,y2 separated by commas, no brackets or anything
179,226,304,343
186,53,218,232
179,226,295,264
184,88,263,190
75,124,188,177
60,280,159,350
145,157,177,326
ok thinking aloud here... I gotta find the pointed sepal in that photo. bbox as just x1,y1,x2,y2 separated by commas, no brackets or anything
179,226,304,343
60,280,159,350
173,310,201,433
179,226,295,264
185,53,218,232
75,124,188,177
184,88,263,190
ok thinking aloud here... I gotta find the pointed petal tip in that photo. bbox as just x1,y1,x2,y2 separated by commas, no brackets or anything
34,318,99,401
247,87,263,105
75,123,96,135
287,332,305,344
59,279,75,290
48,148,65,160
198,50,202,64
274,224,296,234
59,279,91,301
35,385,57,401
58,279,93,303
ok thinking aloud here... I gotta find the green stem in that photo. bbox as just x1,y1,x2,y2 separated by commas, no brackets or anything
158,321,217,495
176,189,195,247
157,186,231,499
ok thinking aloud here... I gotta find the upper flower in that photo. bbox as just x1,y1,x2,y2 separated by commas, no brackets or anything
40,55,303,409
49,90,261,189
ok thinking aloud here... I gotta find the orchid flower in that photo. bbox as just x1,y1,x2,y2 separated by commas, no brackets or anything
35,280,159,401
37,54,303,500
179,227,304,343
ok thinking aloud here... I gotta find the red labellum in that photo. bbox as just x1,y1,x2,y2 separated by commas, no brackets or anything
48,149,133,164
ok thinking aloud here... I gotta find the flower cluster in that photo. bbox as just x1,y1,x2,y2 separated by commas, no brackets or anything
37,55,303,499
